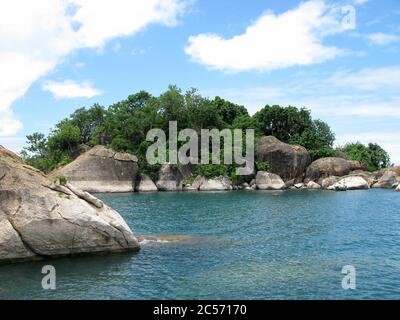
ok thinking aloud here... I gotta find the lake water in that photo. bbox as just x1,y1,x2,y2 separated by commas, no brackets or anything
1,189,399,299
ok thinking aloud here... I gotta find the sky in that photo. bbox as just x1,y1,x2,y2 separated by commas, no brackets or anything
1,0,400,163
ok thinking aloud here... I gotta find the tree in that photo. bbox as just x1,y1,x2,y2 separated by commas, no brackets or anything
47,121,82,156
24,132,47,157
339,142,391,172
212,96,248,126
253,105,313,142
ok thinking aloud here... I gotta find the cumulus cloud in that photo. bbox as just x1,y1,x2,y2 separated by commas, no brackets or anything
367,32,400,46
42,80,101,99
0,0,187,136
185,0,349,73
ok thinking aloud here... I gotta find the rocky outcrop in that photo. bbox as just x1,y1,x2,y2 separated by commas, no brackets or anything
320,176,341,189
328,176,369,191
199,176,233,191
49,146,138,193
156,164,183,191
305,157,364,182
0,147,140,264
372,170,399,189
255,171,286,190
256,136,311,181
136,175,158,192
306,181,321,189
183,175,205,191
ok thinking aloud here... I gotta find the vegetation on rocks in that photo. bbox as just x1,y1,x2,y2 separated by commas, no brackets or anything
21,85,391,177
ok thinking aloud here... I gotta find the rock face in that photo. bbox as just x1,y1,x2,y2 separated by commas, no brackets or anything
0,147,140,264
156,164,183,191
373,170,398,189
199,176,233,191
305,157,356,182
49,146,138,193
136,175,158,192
256,136,311,181
328,176,369,191
255,171,286,190
306,181,321,189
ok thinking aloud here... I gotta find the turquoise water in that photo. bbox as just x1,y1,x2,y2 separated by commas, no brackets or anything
1,189,400,299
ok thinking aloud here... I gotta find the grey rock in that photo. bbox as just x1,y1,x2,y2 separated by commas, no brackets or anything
136,175,158,192
255,171,286,190
328,176,369,191
306,181,321,189
199,176,233,191
0,147,140,264
49,146,138,193
156,164,183,191
256,136,311,181
372,170,398,189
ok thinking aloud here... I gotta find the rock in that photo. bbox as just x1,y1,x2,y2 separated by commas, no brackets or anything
335,150,349,160
255,171,286,190
156,164,183,191
306,181,321,189
183,175,205,191
396,184,400,192
372,170,398,189
49,146,138,193
294,183,304,189
249,179,256,187
285,179,295,188
256,136,311,181
136,175,158,192
199,176,233,191
328,176,369,191
320,176,341,189
348,161,368,171
0,147,140,264
305,157,355,182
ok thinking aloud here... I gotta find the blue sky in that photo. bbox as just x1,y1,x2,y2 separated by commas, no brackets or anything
1,0,400,163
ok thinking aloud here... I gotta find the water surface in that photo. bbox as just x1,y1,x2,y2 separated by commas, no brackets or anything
0,189,399,299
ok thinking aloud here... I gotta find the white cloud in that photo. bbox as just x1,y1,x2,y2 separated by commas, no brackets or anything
42,80,101,99
326,66,400,91
0,0,187,136
367,32,400,45
185,0,349,72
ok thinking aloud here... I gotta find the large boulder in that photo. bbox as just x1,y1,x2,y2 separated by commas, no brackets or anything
156,164,183,191
372,170,398,189
0,147,140,264
255,171,286,190
199,176,233,191
320,176,341,189
136,175,158,192
328,176,369,191
305,157,363,182
49,146,138,193
256,136,311,181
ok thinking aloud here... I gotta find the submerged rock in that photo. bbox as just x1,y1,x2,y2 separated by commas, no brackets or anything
0,147,140,264
255,171,286,190
49,146,138,193
256,136,311,181
328,176,369,191
136,175,158,192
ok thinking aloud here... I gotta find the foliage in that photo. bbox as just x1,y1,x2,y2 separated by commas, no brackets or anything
255,161,270,172
21,85,391,176
339,142,391,172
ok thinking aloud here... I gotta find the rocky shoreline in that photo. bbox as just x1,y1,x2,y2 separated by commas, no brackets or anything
49,137,400,193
